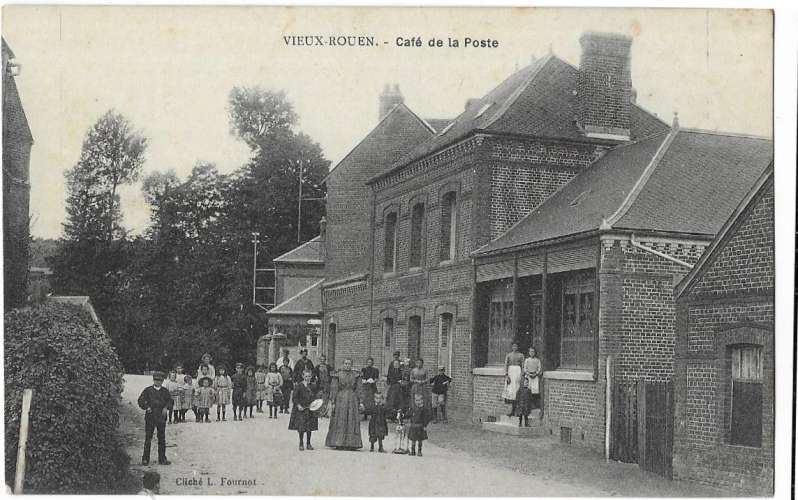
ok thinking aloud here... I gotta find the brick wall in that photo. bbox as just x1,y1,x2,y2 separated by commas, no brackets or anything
672,182,774,495
276,263,324,304
576,32,633,136
544,379,604,449
3,72,32,311
486,136,607,238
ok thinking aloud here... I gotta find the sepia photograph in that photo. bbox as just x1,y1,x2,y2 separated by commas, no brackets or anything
2,4,789,497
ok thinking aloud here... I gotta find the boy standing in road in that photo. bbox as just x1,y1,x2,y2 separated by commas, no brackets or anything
137,371,174,465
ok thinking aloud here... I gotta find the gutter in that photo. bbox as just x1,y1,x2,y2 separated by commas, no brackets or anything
629,233,693,269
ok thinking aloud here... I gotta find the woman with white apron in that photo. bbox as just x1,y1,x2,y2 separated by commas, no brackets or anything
502,343,524,417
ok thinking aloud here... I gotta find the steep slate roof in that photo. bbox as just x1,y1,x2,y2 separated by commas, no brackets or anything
674,165,774,299
323,102,437,182
273,236,323,264
266,279,323,316
376,55,668,181
475,128,773,256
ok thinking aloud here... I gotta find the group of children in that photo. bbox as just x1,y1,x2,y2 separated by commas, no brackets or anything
161,362,289,423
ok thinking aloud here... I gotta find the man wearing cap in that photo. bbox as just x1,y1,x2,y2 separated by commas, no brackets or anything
293,348,314,384
137,371,174,465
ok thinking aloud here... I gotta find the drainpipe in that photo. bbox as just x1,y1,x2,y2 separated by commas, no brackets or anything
629,234,693,269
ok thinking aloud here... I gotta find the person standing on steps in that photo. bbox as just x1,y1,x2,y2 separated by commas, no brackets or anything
137,371,174,465
502,342,524,417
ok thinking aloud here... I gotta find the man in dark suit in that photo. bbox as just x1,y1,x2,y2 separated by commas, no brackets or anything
137,371,174,465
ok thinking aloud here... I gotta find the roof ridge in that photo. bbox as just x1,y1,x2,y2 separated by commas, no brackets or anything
273,235,322,262
678,127,772,141
322,102,432,183
601,128,679,229
267,278,325,313
482,55,554,130
674,163,774,299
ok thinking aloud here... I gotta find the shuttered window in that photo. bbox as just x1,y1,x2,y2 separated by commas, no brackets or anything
409,203,425,268
730,345,763,447
384,212,397,272
440,192,457,262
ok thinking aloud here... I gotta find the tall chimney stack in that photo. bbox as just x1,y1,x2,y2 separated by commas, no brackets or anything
576,32,633,141
378,84,404,121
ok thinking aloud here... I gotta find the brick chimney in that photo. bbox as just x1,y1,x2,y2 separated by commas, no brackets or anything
378,84,403,121
576,32,633,141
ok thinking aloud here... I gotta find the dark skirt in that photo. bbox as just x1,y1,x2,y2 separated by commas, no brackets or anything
385,383,404,414
407,423,428,442
288,407,318,432
368,408,388,439
325,389,363,448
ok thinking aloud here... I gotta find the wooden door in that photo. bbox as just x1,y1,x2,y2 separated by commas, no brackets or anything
640,381,674,478
611,381,638,463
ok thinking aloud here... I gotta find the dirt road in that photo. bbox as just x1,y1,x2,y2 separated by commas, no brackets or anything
122,374,609,496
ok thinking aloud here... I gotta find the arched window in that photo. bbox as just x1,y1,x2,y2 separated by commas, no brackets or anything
440,191,457,262
438,312,454,374
384,211,398,273
409,203,425,268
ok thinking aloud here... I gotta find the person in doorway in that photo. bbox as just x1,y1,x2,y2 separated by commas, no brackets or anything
279,358,294,414
325,358,364,449
515,377,534,427
265,362,283,418
360,357,379,419
137,371,173,465
231,362,247,421
524,346,543,416
430,366,452,423
400,357,413,413
214,365,232,421
293,348,314,384
502,343,524,417
289,369,318,450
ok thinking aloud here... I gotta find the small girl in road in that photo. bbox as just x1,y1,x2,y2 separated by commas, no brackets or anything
181,375,195,422
164,371,180,424
196,376,215,423
368,392,388,452
265,362,283,419
407,393,432,456
244,366,258,418
214,366,232,421
255,365,267,413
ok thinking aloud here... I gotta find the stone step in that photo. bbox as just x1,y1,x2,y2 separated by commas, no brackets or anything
482,410,545,437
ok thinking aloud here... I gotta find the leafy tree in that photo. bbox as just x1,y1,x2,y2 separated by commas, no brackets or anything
227,87,296,152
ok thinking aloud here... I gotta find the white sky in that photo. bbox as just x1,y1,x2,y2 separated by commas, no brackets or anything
2,6,773,239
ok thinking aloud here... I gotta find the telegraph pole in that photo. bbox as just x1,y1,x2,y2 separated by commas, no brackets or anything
251,232,260,305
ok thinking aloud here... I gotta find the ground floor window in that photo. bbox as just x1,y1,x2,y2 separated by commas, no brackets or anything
560,277,594,370
730,344,763,447
488,281,514,365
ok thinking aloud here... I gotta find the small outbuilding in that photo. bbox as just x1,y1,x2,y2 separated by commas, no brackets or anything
672,165,774,494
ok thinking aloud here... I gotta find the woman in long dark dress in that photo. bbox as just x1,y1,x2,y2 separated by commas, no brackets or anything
360,357,379,418
385,359,403,417
325,358,363,449
288,369,319,450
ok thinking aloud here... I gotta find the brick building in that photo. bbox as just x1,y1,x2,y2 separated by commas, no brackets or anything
260,236,325,364
2,38,34,311
672,167,774,494
275,31,773,479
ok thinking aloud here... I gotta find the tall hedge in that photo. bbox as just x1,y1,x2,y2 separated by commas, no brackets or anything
4,302,133,493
